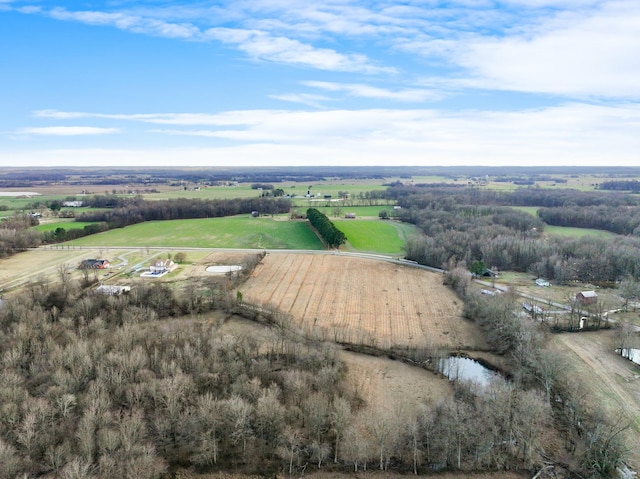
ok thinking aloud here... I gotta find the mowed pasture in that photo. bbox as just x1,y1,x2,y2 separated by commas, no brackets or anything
35,220,100,232
65,217,325,250
334,219,409,254
241,253,485,351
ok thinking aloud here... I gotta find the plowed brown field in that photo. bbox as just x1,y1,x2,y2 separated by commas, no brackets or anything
242,253,485,351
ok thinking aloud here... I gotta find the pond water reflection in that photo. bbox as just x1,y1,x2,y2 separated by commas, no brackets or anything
436,356,501,387
617,348,640,366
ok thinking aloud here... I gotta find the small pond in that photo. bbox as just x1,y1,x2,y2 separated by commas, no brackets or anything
616,348,640,366
436,356,502,387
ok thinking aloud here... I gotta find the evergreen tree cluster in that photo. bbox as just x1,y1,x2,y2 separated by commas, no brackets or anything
306,208,347,248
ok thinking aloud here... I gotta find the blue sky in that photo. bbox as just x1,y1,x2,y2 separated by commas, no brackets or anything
1,0,639,167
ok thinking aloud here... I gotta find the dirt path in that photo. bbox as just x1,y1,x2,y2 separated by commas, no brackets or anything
550,331,640,469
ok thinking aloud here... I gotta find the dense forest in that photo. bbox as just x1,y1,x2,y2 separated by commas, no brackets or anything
392,185,640,282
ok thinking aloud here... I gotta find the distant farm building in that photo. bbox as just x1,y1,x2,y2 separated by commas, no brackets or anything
576,291,598,304
535,278,550,287
79,259,110,269
62,201,83,207
150,259,177,274
345,212,356,219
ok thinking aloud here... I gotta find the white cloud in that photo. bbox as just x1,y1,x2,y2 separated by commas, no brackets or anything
269,93,332,108
205,28,394,73
18,5,393,74
15,126,119,136
48,7,199,39
446,1,640,98
17,103,640,167
303,81,441,102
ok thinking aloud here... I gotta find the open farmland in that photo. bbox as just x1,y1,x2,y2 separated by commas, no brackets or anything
241,253,485,351
65,216,324,249
333,219,410,254
0,248,105,291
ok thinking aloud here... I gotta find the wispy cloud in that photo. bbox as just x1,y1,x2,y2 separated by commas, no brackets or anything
48,7,199,39
15,126,119,136
15,4,393,74
205,28,394,73
269,93,332,108
11,1,640,97
303,81,441,102
34,109,281,126
27,103,639,168
8,102,640,167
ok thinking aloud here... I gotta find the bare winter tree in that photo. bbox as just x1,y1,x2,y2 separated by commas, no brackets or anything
367,410,399,470
531,349,564,404
618,276,640,311
277,427,303,475
330,396,351,463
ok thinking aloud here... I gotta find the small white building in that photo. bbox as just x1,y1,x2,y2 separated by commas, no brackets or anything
150,259,177,274
535,278,550,287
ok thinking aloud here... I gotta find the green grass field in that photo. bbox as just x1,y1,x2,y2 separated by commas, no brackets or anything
509,206,617,238
0,194,60,214
543,224,617,239
334,219,409,254
65,216,325,250
35,221,100,232
293,204,397,218
510,206,540,216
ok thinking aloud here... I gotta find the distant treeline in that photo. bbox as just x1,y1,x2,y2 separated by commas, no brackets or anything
4,166,640,187
598,179,640,192
538,205,640,236
77,196,291,229
390,186,640,282
385,184,640,208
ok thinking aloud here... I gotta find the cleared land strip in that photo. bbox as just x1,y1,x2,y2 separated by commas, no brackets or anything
242,253,486,351
551,331,640,469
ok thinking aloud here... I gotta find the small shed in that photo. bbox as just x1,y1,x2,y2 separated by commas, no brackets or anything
576,290,598,304
535,278,550,287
